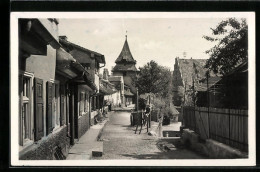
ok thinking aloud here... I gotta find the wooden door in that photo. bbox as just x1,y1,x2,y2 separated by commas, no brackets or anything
34,78,44,141
46,81,53,135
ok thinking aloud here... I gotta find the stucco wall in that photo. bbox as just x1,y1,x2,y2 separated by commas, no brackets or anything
25,45,56,138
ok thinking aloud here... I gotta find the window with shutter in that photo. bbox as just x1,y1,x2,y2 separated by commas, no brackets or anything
19,72,35,146
84,92,88,113
46,81,54,135
79,92,85,117
34,77,44,141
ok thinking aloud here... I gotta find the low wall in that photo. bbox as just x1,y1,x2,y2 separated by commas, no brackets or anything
19,126,70,160
90,111,98,125
181,129,248,159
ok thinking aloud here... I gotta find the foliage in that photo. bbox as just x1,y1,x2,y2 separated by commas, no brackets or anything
138,98,147,110
135,60,172,99
172,86,184,106
153,97,166,110
203,18,248,75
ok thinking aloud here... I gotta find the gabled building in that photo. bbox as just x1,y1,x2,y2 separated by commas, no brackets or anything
59,36,106,136
172,57,218,106
112,35,138,106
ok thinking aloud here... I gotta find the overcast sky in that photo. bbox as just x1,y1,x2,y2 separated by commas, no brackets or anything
58,18,226,73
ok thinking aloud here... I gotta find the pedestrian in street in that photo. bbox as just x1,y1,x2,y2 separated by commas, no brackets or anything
144,104,151,128
157,107,163,137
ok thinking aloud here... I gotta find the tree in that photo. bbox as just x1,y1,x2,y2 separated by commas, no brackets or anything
135,60,171,99
203,18,248,75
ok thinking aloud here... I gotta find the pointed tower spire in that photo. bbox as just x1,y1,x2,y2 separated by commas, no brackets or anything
125,30,127,40
115,34,136,64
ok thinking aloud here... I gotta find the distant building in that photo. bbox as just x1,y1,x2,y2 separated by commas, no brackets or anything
108,76,124,108
197,61,248,109
172,57,218,106
112,35,138,106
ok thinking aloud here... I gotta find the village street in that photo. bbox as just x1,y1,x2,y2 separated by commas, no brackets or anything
93,110,206,160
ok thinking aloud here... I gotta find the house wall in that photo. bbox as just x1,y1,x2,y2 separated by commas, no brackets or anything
19,19,71,160
113,71,136,93
76,85,91,138
25,45,56,137
19,126,70,160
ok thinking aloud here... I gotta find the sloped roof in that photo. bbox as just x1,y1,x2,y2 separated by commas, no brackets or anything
115,37,136,64
196,76,222,92
124,89,134,96
177,58,219,88
59,36,105,64
108,76,123,82
112,63,138,72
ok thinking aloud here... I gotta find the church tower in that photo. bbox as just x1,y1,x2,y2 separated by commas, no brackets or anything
112,34,138,105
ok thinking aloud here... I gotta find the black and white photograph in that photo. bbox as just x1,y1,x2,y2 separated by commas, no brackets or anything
10,12,255,166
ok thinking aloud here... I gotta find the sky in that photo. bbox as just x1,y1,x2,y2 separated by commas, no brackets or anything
58,17,226,73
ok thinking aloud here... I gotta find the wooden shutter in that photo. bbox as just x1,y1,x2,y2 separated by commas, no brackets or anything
19,74,23,145
60,84,65,126
34,78,44,141
46,81,53,135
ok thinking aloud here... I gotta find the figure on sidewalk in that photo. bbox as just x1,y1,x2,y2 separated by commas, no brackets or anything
157,107,163,137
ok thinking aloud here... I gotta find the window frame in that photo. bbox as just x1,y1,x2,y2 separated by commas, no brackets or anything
79,91,85,117
19,71,34,148
52,81,61,131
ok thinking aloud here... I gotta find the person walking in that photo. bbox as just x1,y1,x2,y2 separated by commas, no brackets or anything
144,104,151,132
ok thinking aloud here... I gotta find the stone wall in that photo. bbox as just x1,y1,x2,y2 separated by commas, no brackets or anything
181,129,248,159
19,126,70,160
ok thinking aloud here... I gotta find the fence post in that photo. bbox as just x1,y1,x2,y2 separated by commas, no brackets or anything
194,107,196,133
207,72,210,139
229,108,231,145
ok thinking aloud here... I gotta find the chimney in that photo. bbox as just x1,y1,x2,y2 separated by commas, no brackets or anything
59,35,68,41
183,51,187,58
103,68,109,80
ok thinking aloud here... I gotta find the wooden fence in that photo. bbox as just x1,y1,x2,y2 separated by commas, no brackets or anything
183,106,248,152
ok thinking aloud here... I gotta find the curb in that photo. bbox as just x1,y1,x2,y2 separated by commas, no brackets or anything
96,119,109,141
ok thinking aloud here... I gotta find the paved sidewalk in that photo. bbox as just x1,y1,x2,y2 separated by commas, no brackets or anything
66,118,108,160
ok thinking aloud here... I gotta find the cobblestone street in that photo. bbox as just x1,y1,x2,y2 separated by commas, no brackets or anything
93,111,206,159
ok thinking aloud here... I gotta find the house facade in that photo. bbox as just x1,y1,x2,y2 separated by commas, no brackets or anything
112,35,138,106
59,36,106,135
19,18,71,159
18,19,107,160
